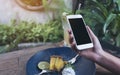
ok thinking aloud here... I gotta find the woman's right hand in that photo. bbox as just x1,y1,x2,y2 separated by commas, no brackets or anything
68,26,104,61
69,26,120,75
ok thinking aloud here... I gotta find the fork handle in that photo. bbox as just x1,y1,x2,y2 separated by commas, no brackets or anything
75,54,79,58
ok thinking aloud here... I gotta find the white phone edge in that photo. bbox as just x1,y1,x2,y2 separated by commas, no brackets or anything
76,43,93,50
66,14,93,50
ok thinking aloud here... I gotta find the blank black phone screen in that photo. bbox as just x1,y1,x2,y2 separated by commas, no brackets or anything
69,18,91,45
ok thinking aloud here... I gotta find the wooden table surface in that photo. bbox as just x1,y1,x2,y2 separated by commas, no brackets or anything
0,42,114,75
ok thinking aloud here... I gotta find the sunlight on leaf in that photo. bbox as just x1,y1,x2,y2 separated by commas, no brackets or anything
115,0,120,11
103,13,116,33
116,33,120,47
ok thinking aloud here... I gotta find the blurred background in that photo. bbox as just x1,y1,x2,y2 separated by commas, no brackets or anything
0,0,120,56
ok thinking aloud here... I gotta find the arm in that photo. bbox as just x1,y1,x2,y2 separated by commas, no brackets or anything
68,26,120,75
96,50,120,75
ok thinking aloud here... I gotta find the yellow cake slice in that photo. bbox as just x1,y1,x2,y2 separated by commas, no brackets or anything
49,55,56,70
49,55,65,71
55,56,64,71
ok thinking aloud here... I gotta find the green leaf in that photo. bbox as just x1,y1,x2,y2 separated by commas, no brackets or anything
92,0,108,18
103,13,116,33
116,33,120,47
111,16,120,34
115,0,120,11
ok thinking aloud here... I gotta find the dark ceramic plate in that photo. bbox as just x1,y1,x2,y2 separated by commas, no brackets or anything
26,47,96,75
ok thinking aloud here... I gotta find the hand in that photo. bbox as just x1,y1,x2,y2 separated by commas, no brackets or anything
69,26,120,75
68,26,104,61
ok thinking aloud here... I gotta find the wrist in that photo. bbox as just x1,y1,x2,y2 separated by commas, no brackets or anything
93,49,105,62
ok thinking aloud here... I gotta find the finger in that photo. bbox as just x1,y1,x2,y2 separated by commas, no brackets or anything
68,29,72,35
69,34,74,44
68,30,79,52
86,26,101,46
86,26,96,39
86,26,98,43
68,30,74,44
71,42,78,52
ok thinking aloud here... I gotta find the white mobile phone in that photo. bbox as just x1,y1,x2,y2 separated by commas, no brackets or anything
66,15,93,50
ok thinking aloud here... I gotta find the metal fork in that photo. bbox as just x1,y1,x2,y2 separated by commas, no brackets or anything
35,70,51,75
68,54,79,64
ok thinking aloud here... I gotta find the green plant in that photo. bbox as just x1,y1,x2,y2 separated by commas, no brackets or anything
78,0,120,47
0,0,72,53
0,19,63,53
